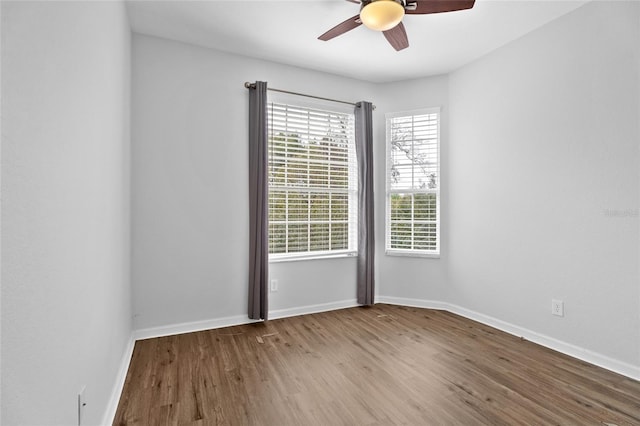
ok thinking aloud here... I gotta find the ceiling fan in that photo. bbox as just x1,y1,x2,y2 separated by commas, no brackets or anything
318,0,475,51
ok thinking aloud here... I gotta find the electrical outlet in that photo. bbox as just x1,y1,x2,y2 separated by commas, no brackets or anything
270,279,278,292
552,299,564,317
78,386,87,426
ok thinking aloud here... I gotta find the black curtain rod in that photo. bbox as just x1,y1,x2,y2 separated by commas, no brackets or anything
244,82,375,110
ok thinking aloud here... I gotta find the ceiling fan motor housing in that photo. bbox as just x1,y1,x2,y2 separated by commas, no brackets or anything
360,0,406,10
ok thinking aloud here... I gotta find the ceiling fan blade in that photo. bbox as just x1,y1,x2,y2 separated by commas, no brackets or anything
383,22,409,51
318,15,362,41
405,0,475,15
345,0,361,3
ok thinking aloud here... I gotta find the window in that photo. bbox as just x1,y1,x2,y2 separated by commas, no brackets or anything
267,100,357,260
386,108,440,256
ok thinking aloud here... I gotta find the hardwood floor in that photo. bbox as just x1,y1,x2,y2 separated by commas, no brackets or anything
114,304,640,425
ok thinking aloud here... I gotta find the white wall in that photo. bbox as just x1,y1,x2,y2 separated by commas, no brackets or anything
448,0,640,367
131,35,377,330
2,2,637,424
132,1,640,373
375,76,451,302
1,2,131,424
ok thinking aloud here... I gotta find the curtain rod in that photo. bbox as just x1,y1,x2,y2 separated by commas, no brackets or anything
244,82,375,110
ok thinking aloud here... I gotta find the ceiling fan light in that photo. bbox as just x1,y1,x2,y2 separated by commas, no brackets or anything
360,0,405,32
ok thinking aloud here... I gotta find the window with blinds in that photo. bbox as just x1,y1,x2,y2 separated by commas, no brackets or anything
268,101,357,260
386,108,440,256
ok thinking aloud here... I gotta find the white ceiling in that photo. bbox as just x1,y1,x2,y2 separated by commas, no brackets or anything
126,0,588,83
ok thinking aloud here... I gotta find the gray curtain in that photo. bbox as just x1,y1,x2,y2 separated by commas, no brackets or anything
248,81,269,320
355,101,374,305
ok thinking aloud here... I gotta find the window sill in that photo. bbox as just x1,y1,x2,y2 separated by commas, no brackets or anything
269,251,358,263
385,250,440,259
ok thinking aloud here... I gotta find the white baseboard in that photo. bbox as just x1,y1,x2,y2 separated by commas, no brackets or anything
379,296,640,381
100,335,135,426
270,298,358,320
134,314,262,341
447,302,640,381
134,299,359,341
376,296,449,311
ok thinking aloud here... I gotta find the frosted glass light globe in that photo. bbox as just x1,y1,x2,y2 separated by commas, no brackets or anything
360,0,405,32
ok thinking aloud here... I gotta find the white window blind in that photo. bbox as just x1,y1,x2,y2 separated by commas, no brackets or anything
386,108,440,256
268,101,357,260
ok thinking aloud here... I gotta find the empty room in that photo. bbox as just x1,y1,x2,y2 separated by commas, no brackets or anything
2,0,640,424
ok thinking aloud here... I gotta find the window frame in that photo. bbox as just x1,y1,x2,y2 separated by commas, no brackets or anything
385,107,441,258
267,93,358,262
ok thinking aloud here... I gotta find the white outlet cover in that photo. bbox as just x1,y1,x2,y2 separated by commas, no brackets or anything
552,299,564,317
